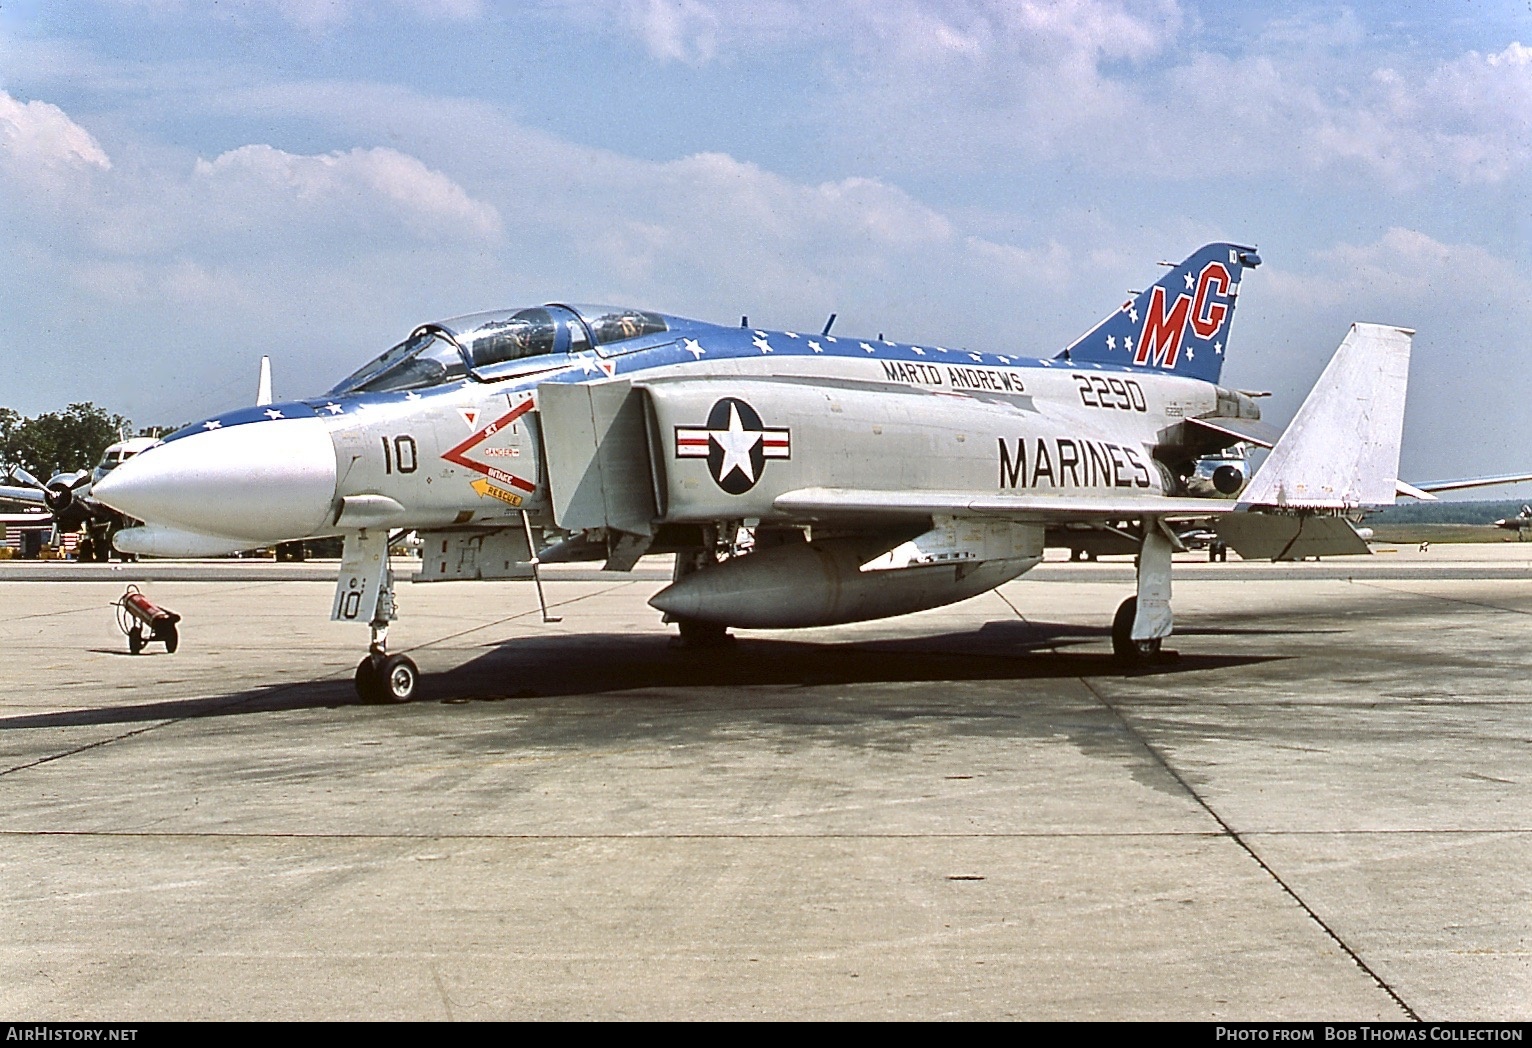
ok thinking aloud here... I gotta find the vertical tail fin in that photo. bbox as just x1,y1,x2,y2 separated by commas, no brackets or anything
1061,242,1260,384
256,356,273,407
1240,323,1414,509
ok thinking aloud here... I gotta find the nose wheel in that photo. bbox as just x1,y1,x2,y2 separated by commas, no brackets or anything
356,651,420,704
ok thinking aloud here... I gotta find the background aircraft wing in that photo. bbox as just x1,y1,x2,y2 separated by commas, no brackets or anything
773,487,1237,525
1402,472,1532,496
0,484,48,506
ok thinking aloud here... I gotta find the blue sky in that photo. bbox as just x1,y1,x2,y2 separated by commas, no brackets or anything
1,1,1528,490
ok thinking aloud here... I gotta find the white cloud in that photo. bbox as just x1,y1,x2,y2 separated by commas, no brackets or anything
544,151,968,315
587,0,1178,67
1235,228,1532,473
1266,228,1522,314
0,91,112,174
593,0,816,64
622,0,723,64
73,258,263,313
272,0,483,29
552,1,1531,189
192,144,502,240
1305,42,1532,189
876,0,1177,65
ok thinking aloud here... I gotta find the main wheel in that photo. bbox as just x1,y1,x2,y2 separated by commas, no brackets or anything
675,619,732,648
354,656,382,703
1111,597,1161,661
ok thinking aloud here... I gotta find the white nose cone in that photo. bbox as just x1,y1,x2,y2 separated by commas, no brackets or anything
94,418,338,542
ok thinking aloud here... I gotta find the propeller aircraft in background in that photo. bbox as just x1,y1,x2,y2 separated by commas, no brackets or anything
2,436,159,560
3,356,279,560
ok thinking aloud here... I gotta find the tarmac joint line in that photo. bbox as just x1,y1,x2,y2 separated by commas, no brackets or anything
1077,676,1422,1022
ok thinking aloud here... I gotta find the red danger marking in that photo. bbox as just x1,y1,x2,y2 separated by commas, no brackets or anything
441,399,537,492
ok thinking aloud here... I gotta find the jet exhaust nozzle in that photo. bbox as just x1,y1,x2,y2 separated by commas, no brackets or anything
1212,464,1244,495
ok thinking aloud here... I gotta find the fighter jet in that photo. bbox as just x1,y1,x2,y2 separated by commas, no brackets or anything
94,243,1416,703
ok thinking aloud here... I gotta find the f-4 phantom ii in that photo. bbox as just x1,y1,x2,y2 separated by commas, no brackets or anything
95,242,1421,702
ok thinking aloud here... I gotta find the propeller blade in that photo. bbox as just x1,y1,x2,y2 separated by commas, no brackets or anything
10,467,44,490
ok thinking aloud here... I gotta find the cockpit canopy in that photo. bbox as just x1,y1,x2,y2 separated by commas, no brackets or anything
96,447,138,473
94,438,158,474
330,304,670,395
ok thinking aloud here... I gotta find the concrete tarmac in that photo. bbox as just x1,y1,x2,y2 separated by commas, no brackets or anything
1,544,1529,1020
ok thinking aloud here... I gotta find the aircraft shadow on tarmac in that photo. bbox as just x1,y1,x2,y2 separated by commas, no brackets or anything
0,619,1284,731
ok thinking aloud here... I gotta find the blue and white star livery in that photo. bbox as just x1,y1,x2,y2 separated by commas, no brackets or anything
94,243,1419,702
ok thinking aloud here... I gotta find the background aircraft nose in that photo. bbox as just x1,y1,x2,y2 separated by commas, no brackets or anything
94,418,338,542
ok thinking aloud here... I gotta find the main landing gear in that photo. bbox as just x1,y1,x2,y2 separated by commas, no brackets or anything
665,544,734,648
1113,518,1177,665
1111,597,1161,660
674,618,733,648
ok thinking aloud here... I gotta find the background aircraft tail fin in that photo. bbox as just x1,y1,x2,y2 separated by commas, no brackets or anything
1239,323,1414,509
1060,242,1260,384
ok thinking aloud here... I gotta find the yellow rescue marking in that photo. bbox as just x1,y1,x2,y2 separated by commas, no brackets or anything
470,478,524,507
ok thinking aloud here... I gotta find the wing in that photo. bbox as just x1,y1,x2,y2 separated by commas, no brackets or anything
1404,472,1532,496
0,484,48,507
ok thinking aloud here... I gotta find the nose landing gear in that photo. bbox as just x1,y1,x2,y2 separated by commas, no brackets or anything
335,528,422,704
